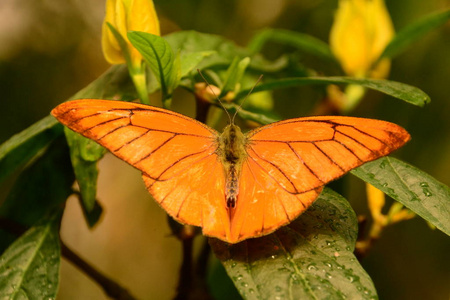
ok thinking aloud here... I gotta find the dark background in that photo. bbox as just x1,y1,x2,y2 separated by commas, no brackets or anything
0,0,449,299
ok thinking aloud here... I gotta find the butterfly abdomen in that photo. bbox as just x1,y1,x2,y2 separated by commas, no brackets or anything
226,165,238,208
219,124,248,210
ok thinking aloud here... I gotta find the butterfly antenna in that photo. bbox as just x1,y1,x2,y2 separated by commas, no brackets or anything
197,69,232,124
231,74,263,124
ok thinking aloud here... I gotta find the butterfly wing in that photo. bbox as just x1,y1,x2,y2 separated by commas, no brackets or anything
228,116,410,243
52,99,231,240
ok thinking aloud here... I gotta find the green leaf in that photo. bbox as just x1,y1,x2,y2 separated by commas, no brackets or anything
64,128,105,216
0,115,62,183
220,57,251,98
180,51,216,77
236,76,430,107
248,28,337,64
0,212,61,299
210,188,377,300
0,137,74,226
128,31,178,101
165,31,245,69
165,30,287,74
224,103,279,125
351,157,450,236
380,9,450,60
208,257,242,300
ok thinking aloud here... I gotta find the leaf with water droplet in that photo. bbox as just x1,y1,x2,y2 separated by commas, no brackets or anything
352,157,450,236
210,188,377,299
0,212,61,299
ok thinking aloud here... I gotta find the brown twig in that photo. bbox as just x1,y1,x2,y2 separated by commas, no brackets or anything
354,215,381,260
173,229,213,300
174,229,194,299
60,240,137,300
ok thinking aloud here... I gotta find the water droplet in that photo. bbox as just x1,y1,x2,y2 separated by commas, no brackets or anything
231,262,237,268
324,262,332,268
325,272,332,279
410,196,420,202
420,182,429,187
271,255,276,259
307,264,318,271
422,188,432,197
379,161,387,169
249,289,255,294
382,183,388,187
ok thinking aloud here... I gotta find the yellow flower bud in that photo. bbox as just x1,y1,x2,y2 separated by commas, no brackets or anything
366,183,386,224
330,0,394,78
102,0,160,67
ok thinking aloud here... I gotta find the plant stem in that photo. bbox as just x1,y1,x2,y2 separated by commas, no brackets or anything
130,67,151,105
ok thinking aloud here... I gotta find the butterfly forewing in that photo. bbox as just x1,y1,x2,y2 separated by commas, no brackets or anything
246,116,410,190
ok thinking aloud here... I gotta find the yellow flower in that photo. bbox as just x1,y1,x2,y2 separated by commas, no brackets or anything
102,0,160,68
330,0,394,78
366,183,386,224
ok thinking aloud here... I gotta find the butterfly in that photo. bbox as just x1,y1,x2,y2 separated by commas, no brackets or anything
52,99,410,243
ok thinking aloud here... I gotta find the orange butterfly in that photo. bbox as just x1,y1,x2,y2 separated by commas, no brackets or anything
52,99,410,243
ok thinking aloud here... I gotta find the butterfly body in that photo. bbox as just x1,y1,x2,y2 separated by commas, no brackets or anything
218,124,247,209
52,99,410,244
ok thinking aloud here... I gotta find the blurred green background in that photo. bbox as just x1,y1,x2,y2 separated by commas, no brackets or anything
0,0,449,299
